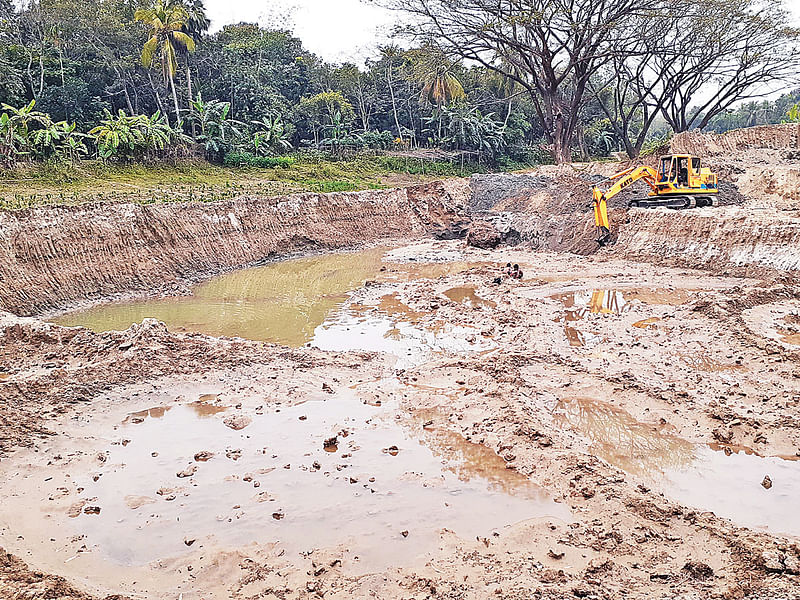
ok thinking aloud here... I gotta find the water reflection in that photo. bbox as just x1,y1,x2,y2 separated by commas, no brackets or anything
53,249,390,346
552,396,695,477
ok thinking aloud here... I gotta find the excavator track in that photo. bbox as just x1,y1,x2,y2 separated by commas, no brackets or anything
629,196,715,209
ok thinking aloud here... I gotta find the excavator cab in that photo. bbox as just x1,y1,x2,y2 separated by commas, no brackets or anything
592,154,720,245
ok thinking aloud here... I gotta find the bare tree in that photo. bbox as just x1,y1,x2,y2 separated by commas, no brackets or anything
592,0,800,157
655,0,800,133
375,0,655,163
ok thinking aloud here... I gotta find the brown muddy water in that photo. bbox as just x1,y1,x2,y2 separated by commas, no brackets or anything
553,397,800,537
52,248,490,347
0,387,568,576
3,247,534,578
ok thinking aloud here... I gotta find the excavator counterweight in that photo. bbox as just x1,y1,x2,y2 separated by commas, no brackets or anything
592,154,719,245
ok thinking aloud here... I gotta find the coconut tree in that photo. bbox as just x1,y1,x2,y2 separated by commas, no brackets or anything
168,0,210,124
135,0,196,125
419,65,465,141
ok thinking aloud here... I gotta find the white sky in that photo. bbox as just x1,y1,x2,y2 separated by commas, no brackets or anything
204,0,800,65
204,0,399,64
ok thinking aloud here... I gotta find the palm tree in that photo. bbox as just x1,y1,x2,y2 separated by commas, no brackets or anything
419,65,465,140
135,0,196,125
168,0,210,125
419,66,465,109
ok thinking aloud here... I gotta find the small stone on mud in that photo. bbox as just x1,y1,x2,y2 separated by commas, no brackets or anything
762,475,773,489
83,506,101,515
272,511,284,520
223,415,252,430
194,451,214,462
184,538,195,546
119,341,133,350
401,530,409,538
548,549,565,560
324,436,338,451
322,382,334,394
299,415,307,420
384,445,400,456
682,561,713,580
177,465,198,478
226,448,242,461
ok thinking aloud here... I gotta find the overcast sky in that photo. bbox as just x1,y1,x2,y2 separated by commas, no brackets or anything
205,0,800,65
204,0,399,64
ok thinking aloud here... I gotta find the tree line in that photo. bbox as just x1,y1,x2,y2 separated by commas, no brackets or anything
1,0,799,169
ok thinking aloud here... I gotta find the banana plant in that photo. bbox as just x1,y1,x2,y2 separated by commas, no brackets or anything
189,93,245,161
251,114,292,156
0,100,53,163
88,109,147,160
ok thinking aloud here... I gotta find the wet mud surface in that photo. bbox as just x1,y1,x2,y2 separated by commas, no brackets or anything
3,240,800,599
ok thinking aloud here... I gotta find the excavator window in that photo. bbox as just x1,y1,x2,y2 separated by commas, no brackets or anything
678,157,689,186
658,157,672,182
692,157,700,173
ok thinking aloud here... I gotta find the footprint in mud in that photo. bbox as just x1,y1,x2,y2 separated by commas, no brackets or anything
125,495,155,510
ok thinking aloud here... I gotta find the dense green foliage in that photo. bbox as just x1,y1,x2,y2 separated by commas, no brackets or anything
0,0,798,171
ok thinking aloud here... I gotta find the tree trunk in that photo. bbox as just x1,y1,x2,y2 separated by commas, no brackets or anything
551,114,572,164
387,64,403,142
148,72,168,125
169,73,181,127
503,98,513,128
186,62,196,136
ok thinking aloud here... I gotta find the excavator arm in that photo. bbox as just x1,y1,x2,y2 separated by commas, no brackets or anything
592,166,658,244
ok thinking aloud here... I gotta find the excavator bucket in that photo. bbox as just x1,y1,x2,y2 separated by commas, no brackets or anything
592,189,611,245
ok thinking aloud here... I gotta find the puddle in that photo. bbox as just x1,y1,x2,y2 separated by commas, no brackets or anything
442,287,496,309
553,396,800,537
412,411,547,498
552,288,699,318
551,289,701,347
552,397,694,477
53,249,495,350
53,248,390,346
312,309,493,369
2,390,566,574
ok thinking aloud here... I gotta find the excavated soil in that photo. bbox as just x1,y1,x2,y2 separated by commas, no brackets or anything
1,125,800,599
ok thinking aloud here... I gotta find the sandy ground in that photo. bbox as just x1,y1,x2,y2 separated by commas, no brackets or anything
2,239,800,599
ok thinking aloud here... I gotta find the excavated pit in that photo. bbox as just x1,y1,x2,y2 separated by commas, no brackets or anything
2,125,800,599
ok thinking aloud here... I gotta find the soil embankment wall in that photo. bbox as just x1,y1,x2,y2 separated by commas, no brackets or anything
0,180,470,316
612,207,800,273
671,124,800,156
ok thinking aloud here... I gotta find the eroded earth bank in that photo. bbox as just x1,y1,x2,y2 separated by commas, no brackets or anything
1,125,800,599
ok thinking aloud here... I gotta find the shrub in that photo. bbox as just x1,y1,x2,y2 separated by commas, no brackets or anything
223,151,295,168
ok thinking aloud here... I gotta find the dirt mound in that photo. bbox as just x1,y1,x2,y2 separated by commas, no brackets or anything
672,124,800,156
465,220,502,249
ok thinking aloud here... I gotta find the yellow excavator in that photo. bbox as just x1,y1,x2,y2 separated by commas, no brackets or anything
592,154,719,244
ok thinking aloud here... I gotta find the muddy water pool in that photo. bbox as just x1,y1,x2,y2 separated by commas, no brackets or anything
52,247,491,347
553,396,800,537
0,386,567,579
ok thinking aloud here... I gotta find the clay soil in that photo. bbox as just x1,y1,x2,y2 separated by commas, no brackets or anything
2,125,800,599
2,238,800,600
